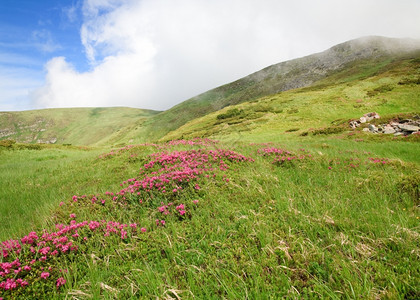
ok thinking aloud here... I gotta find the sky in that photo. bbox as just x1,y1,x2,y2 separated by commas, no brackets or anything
1,0,420,112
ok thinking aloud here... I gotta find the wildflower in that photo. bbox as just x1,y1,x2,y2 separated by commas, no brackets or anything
193,200,199,204
40,272,50,279
176,204,185,210
179,210,186,216
56,277,66,288
59,201,64,206
141,227,147,233
39,247,50,255
69,213,76,219
72,195,78,202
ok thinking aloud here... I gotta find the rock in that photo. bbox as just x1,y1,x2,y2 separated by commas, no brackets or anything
383,125,396,134
368,124,378,132
364,112,380,119
363,128,370,132
360,116,367,123
398,124,420,132
350,121,360,128
394,132,404,136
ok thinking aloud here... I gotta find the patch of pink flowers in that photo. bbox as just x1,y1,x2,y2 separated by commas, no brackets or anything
1,219,147,294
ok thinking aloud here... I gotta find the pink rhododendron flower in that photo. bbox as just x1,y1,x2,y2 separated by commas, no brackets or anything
56,277,66,288
40,272,50,279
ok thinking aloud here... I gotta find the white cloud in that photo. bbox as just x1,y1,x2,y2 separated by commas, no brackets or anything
31,29,62,53
32,0,420,111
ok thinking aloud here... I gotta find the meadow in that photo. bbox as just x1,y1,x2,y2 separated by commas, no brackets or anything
1,37,419,298
1,136,419,299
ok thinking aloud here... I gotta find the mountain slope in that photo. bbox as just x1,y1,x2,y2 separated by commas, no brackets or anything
162,50,420,142
0,107,160,145
136,36,420,141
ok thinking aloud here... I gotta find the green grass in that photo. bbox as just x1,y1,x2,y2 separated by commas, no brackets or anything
0,144,142,240
0,139,418,298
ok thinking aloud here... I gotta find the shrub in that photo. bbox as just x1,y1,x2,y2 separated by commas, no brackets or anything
398,174,420,205
216,108,244,120
312,127,346,135
285,128,299,133
367,84,394,97
0,139,16,148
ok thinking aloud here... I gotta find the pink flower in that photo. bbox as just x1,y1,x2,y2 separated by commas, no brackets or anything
39,246,50,255
40,272,50,279
56,277,66,288
140,227,147,233
179,210,186,216
69,213,76,219
59,201,64,206
176,204,185,210
193,200,199,204
72,195,78,202
24,265,31,271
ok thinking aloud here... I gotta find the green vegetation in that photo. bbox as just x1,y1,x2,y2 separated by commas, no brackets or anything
0,107,160,146
1,139,419,298
1,37,420,298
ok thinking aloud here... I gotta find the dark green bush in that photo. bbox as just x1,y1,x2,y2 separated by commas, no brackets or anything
398,174,420,205
0,139,16,148
367,84,394,97
312,127,346,135
216,108,244,120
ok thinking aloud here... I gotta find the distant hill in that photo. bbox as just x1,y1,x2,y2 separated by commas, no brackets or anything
0,107,160,146
1,36,419,145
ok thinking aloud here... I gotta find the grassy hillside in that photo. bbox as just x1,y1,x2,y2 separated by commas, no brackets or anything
0,107,160,146
162,51,420,143
133,36,420,142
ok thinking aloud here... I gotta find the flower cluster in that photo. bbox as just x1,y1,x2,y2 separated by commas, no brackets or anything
111,149,253,202
1,140,252,297
0,220,146,294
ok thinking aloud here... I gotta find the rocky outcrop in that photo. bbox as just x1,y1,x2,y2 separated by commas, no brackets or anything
351,113,420,136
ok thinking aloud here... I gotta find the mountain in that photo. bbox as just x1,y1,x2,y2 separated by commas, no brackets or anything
1,36,419,145
0,107,160,146
136,36,420,141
